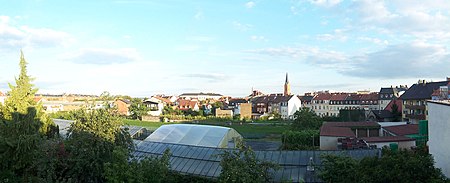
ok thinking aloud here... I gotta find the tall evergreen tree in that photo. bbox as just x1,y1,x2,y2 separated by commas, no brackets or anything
0,51,54,135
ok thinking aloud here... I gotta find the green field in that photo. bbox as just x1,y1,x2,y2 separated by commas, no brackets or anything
123,119,290,140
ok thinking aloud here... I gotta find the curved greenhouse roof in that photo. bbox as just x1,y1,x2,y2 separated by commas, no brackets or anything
144,124,242,148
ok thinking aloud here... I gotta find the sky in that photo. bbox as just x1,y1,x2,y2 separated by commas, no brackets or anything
0,0,449,97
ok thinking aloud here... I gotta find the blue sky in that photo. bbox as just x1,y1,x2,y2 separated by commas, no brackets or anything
0,0,449,97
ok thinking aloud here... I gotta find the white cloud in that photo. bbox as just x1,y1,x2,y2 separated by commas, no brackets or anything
232,21,252,31
67,48,140,65
250,35,267,42
247,41,450,79
316,29,347,41
0,16,74,50
182,73,226,82
309,0,342,7
245,1,255,9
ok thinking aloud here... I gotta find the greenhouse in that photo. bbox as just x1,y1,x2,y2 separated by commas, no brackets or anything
144,124,242,148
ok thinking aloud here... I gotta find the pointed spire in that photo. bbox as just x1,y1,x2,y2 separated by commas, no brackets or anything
285,72,289,84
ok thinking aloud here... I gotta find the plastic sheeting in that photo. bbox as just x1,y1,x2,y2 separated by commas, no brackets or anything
144,124,242,148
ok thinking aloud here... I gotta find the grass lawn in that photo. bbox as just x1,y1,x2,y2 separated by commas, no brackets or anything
123,118,290,140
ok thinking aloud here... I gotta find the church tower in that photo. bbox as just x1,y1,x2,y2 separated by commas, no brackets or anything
284,73,291,96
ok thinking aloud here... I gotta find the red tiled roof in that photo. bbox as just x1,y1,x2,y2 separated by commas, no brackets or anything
359,93,379,100
34,96,42,102
362,136,415,143
0,91,5,96
385,99,402,112
329,93,348,101
383,124,419,136
178,99,198,109
313,93,332,100
153,96,172,104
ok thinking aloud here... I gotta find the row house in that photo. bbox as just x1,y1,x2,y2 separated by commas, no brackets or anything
251,94,302,120
179,92,222,101
309,92,380,117
400,79,450,124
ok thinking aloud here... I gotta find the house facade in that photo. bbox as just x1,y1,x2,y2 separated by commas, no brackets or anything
400,79,450,124
251,94,301,120
428,100,450,178
179,92,222,101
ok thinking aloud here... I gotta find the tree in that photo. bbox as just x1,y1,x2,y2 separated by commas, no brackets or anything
218,141,278,183
65,108,133,182
390,101,402,122
0,51,55,136
129,98,150,120
0,108,44,182
291,107,323,131
319,148,448,183
281,130,319,150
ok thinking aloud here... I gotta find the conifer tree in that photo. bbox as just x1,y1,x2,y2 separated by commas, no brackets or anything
0,51,54,135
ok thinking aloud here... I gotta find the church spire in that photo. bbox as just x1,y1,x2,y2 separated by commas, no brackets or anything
284,72,291,96
285,72,289,84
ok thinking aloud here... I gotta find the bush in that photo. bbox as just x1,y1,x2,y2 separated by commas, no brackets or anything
281,130,319,150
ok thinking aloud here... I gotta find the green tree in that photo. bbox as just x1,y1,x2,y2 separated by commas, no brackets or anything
129,98,150,120
319,148,448,183
218,141,278,183
281,130,319,150
390,101,402,122
0,51,55,136
65,108,133,182
291,107,323,131
0,108,43,182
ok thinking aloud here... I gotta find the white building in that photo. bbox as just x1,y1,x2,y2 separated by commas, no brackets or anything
428,100,450,178
0,91,6,104
281,95,302,120
179,92,222,101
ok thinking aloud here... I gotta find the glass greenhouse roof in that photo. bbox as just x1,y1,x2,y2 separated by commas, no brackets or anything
144,124,242,148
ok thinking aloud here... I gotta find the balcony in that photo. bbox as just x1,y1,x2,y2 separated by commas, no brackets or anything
405,114,426,120
405,104,426,110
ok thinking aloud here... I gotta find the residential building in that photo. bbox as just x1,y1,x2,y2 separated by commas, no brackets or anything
428,100,450,178
310,92,332,117
179,92,222,101
379,86,407,110
215,108,233,118
400,79,450,124
251,94,301,120
238,103,252,120
0,91,6,104
177,99,199,111
298,95,313,109
320,122,380,150
115,99,131,116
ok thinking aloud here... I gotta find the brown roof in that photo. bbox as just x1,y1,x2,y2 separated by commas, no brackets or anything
320,122,380,137
329,93,348,101
362,136,415,143
313,93,332,100
359,93,379,100
320,126,355,137
178,99,198,109
383,124,419,136
153,96,172,104
325,122,380,127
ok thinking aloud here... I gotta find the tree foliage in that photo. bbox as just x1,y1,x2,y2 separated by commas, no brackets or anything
319,148,448,183
0,51,55,136
390,101,402,122
218,141,278,183
291,107,323,131
281,130,319,150
129,98,150,120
